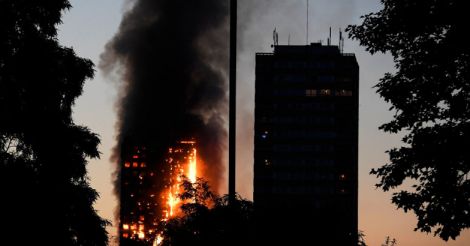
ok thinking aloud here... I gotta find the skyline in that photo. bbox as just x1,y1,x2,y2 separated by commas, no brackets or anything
57,0,470,245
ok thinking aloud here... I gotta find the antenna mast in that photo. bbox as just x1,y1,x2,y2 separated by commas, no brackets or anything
328,27,331,46
339,28,344,53
273,28,279,46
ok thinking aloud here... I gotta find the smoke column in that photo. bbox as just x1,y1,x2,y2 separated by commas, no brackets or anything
100,0,229,216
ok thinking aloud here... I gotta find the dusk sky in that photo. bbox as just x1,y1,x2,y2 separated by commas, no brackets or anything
57,0,470,245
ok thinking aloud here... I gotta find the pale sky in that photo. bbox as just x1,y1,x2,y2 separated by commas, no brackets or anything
58,0,470,245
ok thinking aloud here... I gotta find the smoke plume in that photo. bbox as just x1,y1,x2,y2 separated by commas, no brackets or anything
100,0,229,210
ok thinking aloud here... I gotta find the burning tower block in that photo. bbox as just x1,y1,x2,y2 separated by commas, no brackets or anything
120,146,159,244
120,140,198,245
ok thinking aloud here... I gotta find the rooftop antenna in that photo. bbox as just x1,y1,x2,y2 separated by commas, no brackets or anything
339,28,344,53
273,28,279,46
306,0,309,45
328,27,331,46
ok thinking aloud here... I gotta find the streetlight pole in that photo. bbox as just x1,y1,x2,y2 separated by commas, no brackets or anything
229,0,237,204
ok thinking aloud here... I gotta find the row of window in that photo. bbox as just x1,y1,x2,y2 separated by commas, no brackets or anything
261,130,337,140
259,115,335,125
272,61,336,69
272,74,353,84
271,102,335,111
124,162,147,168
271,89,353,97
272,144,335,153
257,185,349,195
305,89,353,97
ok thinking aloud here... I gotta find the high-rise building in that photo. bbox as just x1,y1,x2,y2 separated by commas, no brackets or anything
119,140,198,246
119,145,160,245
254,43,359,245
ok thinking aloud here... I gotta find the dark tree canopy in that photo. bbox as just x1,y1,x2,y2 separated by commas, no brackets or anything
347,0,469,241
159,178,254,246
0,1,109,245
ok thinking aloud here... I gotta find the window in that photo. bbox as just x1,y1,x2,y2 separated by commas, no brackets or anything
320,89,331,96
305,89,317,97
336,90,353,96
318,75,335,83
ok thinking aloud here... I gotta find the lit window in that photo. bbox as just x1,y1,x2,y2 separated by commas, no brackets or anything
124,162,130,168
264,159,271,166
339,174,347,180
132,162,138,167
123,224,129,230
336,90,352,96
305,89,317,97
133,155,139,159
320,89,331,96
141,162,146,168
123,233,129,238
130,224,137,230
139,224,145,230
138,231,145,239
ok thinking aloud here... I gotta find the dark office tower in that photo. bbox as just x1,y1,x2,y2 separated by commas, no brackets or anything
254,43,359,245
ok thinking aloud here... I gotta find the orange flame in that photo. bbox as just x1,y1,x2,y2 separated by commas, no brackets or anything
162,141,198,221
188,148,197,183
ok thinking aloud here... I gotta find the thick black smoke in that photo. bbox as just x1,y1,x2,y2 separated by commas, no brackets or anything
100,0,228,205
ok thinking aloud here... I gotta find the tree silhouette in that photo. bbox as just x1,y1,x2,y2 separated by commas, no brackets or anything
0,1,109,245
347,0,470,241
381,236,397,246
358,230,367,246
159,177,254,246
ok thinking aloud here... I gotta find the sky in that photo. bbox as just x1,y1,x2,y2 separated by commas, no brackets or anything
57,0,470,245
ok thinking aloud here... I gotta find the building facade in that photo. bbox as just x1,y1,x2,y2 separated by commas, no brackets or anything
120,145,160,245
254,43,359,245
119,140,197,246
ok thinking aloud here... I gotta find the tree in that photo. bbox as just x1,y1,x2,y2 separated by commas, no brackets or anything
381,236,397,246
347,0,470,241
0,1,109,245
159,178,254,246
358,230,368,246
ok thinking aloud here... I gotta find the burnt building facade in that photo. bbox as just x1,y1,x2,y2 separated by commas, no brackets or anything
254,43,359,245
119,145,160,245
119,140,197,246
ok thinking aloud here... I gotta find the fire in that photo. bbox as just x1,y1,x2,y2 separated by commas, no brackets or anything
162,140,198,221
188,148,197,183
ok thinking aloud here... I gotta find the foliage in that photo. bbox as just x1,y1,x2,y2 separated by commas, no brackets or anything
159,177,254,246
347,0,470,241
381,236,397,246
358,230,367,246
0,0,109,245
